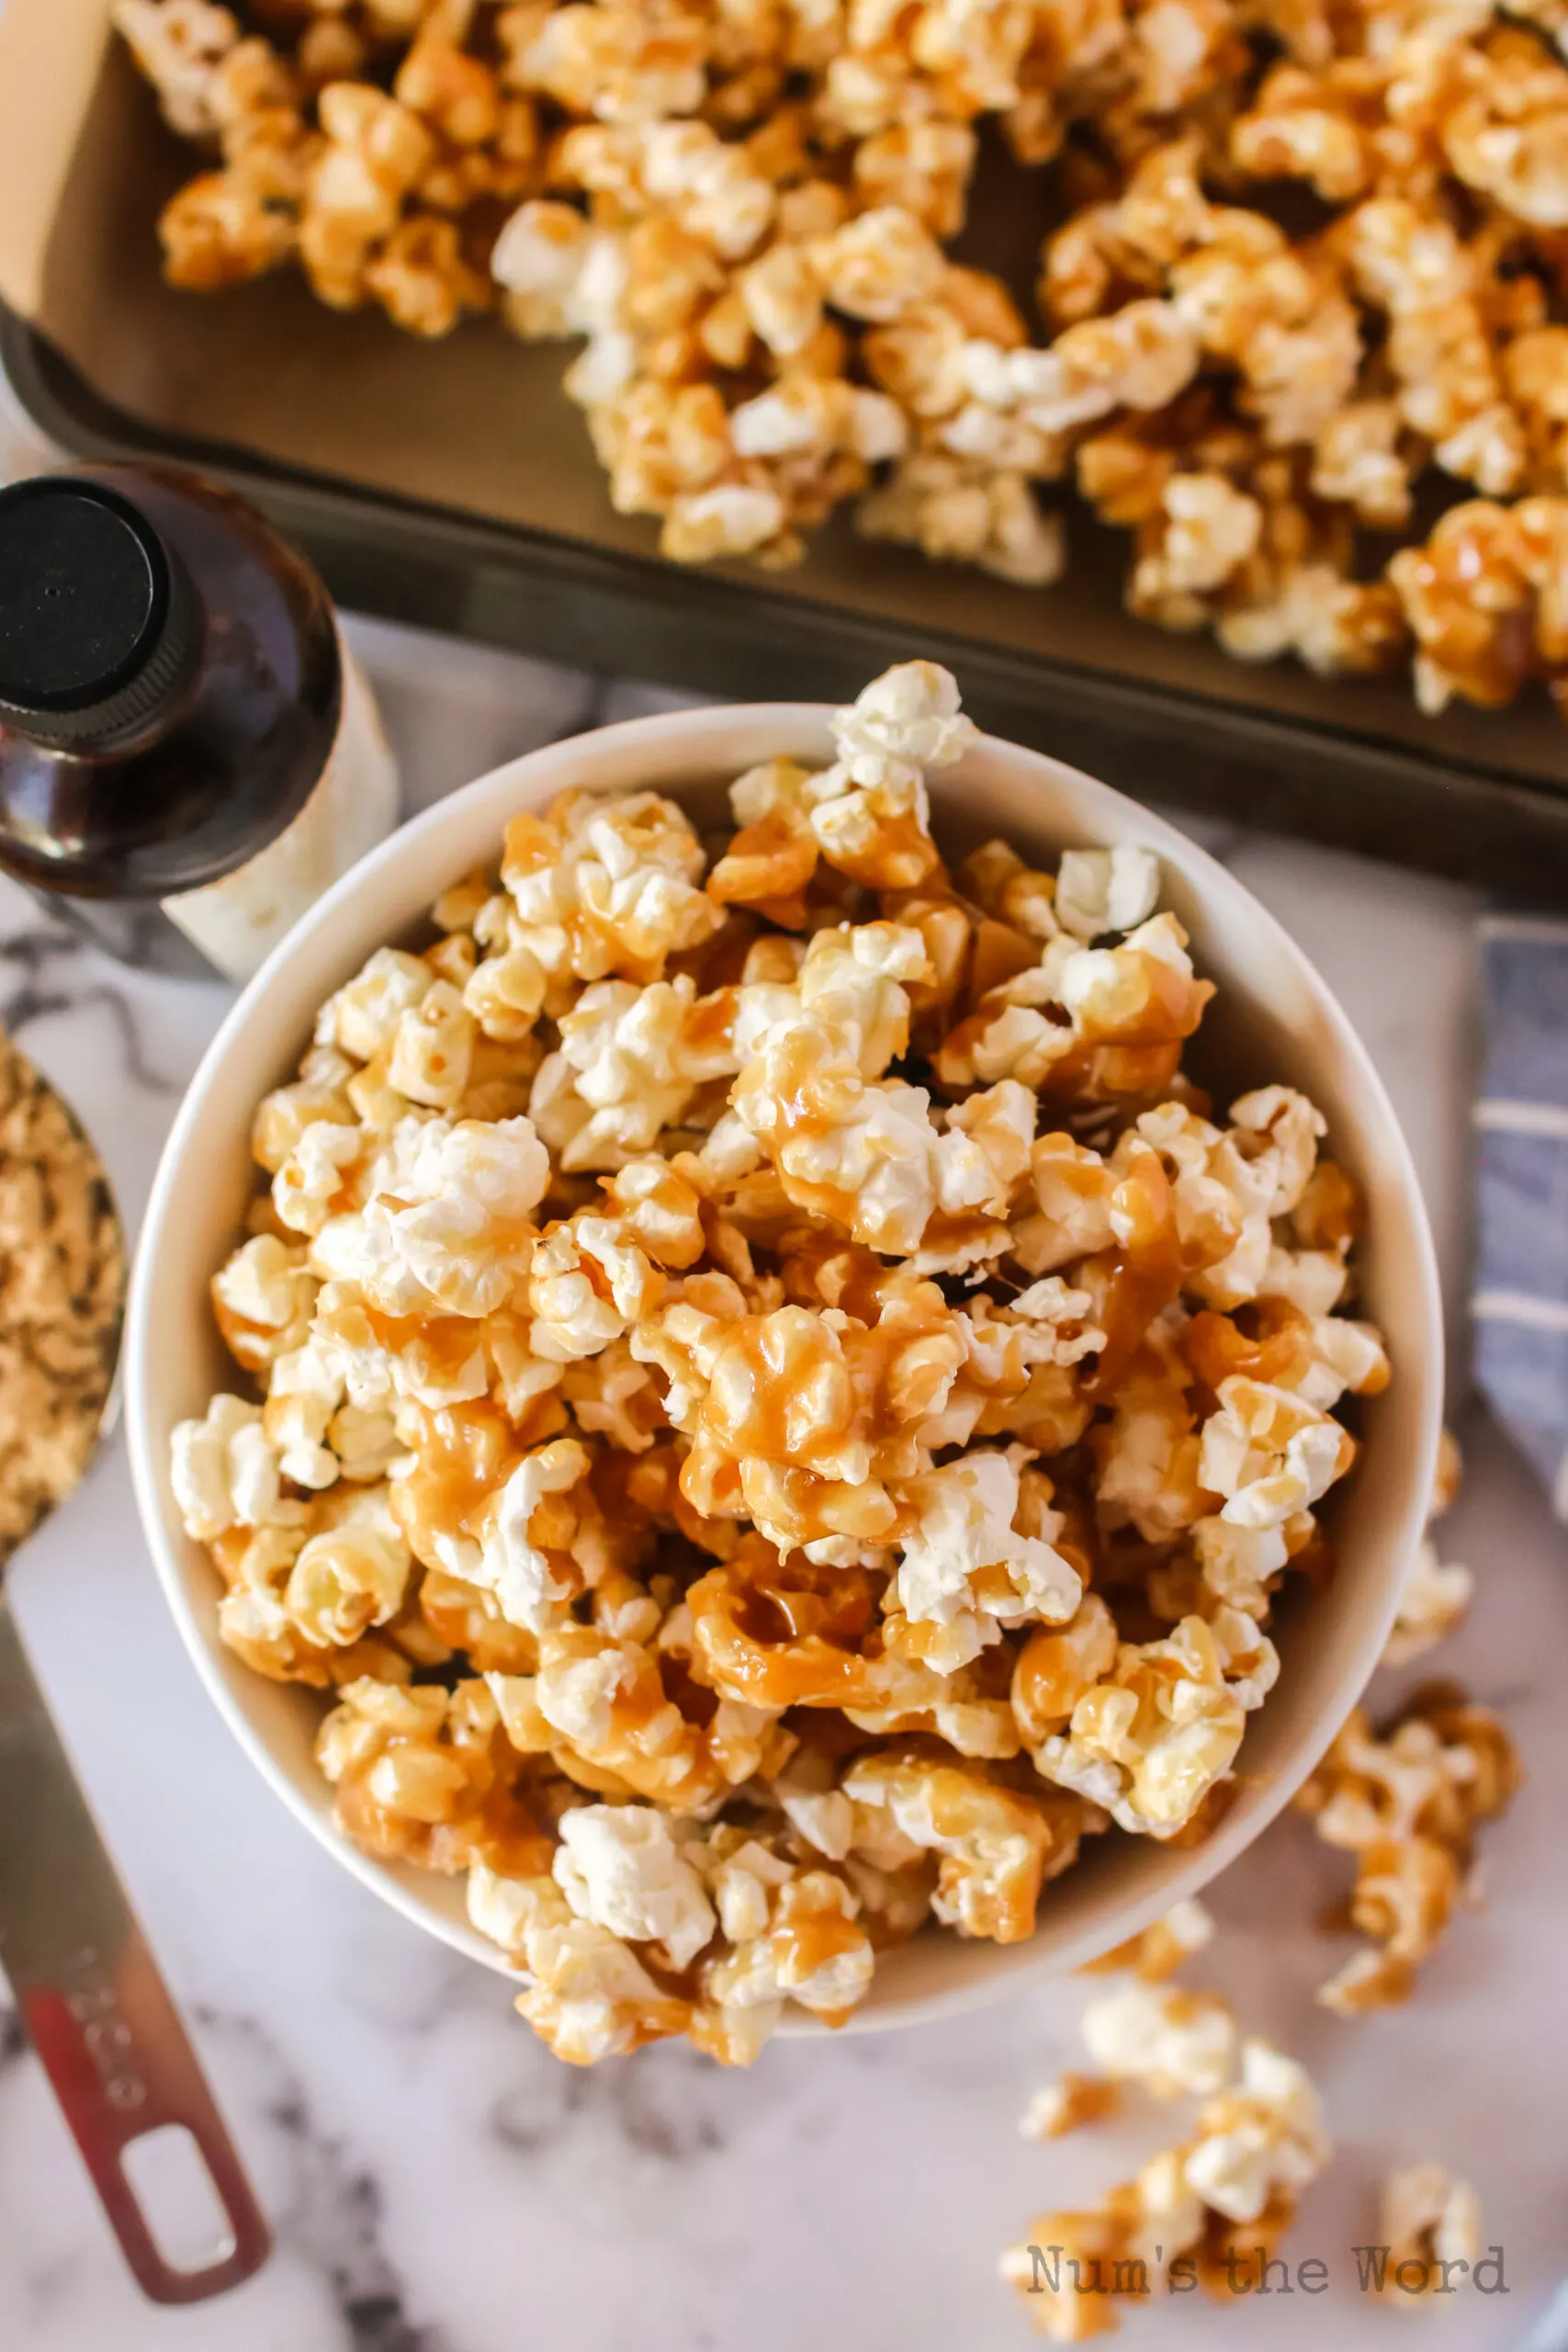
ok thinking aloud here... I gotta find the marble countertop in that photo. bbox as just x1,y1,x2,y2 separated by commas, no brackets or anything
1,483,1565,2352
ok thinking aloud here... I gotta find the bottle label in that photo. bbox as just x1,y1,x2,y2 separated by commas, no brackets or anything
160,633,400,983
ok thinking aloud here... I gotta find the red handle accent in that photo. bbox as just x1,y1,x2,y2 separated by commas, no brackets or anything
23,1938,271,2304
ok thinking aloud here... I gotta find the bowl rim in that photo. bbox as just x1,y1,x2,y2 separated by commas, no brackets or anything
127,699,1443,2033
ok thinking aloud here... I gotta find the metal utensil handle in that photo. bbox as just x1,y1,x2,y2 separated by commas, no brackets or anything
0,1594,270,2302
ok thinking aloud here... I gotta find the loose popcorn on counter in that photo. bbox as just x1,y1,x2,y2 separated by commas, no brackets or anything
1296,1679,1519,2016
119,0,1568,720
1382,1427,1473,1667
175,661,1386,2067
1001,2154,1194,2341
1019,2072,1123,2141
1081,1895,1216,1980
1002,2019,1333,2336
1078,1982,1239,2097
1373,2163,1483,2307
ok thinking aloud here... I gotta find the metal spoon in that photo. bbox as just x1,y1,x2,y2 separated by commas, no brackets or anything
0,1035,269,2302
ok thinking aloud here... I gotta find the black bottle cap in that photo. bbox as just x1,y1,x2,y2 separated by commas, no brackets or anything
0,476,200,750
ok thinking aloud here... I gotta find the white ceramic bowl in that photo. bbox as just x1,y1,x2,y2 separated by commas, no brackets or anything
127,705,1441,2034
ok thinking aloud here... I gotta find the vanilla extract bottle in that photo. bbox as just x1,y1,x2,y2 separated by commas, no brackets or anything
0,466,399,980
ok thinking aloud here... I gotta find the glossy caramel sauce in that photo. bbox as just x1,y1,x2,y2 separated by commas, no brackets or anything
1088,1152,1184,1398
1292,1159,1365,1250
395,1397,523,1569
968,917,1043,1003
1181,1300,1311,1396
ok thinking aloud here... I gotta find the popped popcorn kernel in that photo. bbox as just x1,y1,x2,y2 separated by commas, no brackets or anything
1373,2164,1482,2306
1382,1537,1473,1666
1297,1683,1519,2014
843,1748,1090,1941
1081,1895,1216,1981
116,0,242,142
1079,1980,1238,2096
1184,2036,1331,2223
1019,2072,1123,2141
553,1801,717,1966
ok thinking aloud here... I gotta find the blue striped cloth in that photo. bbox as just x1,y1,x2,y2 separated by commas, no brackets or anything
1474,915,1568,1514
1519,2281,1568,2352
1472,924,1568,2352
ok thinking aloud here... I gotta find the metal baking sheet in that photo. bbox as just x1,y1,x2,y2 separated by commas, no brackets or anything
11,297,1568,902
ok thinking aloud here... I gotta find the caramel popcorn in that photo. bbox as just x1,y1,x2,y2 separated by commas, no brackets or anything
1019,2072,1124,2140
551,1800,716,1964
1078,1981,1239,2095
300,84,437,311
1296,1680,1519,2014
842,1748,1089,1940
1390,494,1568,713
856,454,1067,586
115,0,244,141
1029,1615,1253,1835
1002,2032,1330,2336
1339,198,1528,497
1183,2035,1331,2224
1002,2154,1195,2340
179,662,1382,2066
1382,1428,1472,1665
1081,1894,1215,1980
124,0,1568,723
1005,1979,1335,2337
472,1864,694,2062
1373,2163,1482,2305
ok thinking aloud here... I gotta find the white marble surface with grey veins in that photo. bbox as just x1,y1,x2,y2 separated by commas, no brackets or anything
0,453,1565,2352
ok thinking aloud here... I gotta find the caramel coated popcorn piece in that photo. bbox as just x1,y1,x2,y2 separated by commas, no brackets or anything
1382,1487,1473,1668
692,1859,876,2060
809,206,948,322
1390,495,1568,713
890,1447,1083,1670
1079,1981,1239,2096
1001,2030,1329,2338
843,1748,1084,1941
1128,471,1262,625
319,1673,552,1873
1081,1895,1216,1981
115,0,243,141
1382,1552,1476,1665
473,1866,694,2063
1001,2151,1198,2340
505,0,708,126
1373,2163,1483,2306
1441,32,1568,227
1019,2072,1123,2140
1030,1616,1248,1836
1339,198,1528,498
1184,2036,1331,2225
1297,1682,1519,2014
299,82,435,311
552,1800,716,1965
1311,400,1415,531
857,455,1066,586
159,138,311,290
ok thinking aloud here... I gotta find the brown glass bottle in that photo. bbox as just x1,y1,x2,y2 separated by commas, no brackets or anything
0,465,392,978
